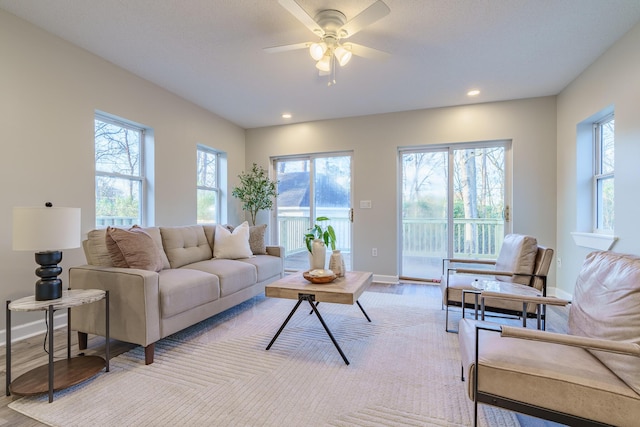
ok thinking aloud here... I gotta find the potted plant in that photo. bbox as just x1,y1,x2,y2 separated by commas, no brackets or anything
231,163,278,225
304,216,343,273
304,216,336,253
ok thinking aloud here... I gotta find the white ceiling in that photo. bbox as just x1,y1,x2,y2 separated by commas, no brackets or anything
2,0,640,129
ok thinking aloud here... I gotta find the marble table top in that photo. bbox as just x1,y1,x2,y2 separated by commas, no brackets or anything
8,289,106,312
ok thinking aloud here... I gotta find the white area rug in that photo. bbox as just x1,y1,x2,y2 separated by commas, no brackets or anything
10,290,520,426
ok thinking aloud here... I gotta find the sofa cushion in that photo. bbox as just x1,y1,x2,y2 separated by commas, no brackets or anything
495,234,538,285
105,226,164,272
237,255,283,282
568,251,640,395
161,226,212,269
183,259,257,297
213,222,253,259
85,227,169,269
158,269,220,318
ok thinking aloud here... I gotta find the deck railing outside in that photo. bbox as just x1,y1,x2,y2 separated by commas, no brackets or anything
402,218,504,259
278,214,503,260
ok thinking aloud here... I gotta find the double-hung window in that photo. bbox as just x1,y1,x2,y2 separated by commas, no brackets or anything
197,145,220,224
94,115,145,228
594,114,614,233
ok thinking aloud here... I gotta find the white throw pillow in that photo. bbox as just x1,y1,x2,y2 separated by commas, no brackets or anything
213,221,253,259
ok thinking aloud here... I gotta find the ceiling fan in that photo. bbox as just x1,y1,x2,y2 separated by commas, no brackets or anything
265,0,391,85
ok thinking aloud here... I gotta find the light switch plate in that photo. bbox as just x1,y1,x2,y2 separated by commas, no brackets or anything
360,200,372,209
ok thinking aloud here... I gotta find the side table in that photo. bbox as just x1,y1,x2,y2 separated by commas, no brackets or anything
6,289,110,403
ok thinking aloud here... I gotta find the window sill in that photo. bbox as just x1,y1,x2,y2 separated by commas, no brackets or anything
571,232,617,251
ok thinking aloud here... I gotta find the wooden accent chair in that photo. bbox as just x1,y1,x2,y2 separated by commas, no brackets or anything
459,251,640,427
441,234,554,332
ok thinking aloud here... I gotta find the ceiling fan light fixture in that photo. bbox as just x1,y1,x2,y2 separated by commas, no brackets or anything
309,42,327,61
316,54,331,72
334,45,352,66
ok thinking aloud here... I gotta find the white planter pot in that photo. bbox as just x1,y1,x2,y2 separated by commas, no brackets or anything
309,239,326,270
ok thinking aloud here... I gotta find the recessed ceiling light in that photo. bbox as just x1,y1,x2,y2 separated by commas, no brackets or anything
467,89,480,97
282,113,292,119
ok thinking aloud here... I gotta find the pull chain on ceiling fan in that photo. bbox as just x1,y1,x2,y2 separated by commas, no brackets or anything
265,0,390,86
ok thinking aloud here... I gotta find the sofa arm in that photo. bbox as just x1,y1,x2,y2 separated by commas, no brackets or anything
500,326,640,356
266,245,285,258
69,265,161,348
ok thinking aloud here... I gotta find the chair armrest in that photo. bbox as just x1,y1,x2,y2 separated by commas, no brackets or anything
450,268,514,277
500,326,640,357
442,258,496,274
481,291,570,306
446,258,497,265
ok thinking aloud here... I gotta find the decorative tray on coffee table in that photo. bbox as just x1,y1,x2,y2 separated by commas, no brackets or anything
303,269,337,284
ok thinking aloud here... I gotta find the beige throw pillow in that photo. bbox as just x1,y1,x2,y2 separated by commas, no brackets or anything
249,224,267,255
105,226,164,272
213,221,253,259
105,227,129,268
223,223,267,255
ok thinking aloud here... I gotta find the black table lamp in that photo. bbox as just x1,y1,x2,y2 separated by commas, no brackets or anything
12,203,81,300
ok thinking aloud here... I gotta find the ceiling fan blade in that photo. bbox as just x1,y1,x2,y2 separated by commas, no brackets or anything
345,43,390,60
339,0,390,38
278,0,324,36
263,42,311,54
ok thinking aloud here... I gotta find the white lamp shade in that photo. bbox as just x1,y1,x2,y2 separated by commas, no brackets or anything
309,42,327,61
13,206,81,251
334,46,352,66
316,55,331,72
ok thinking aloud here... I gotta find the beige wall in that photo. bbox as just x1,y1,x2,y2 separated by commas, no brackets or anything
556,22,640,296
246,97,558,280
0,11,245,329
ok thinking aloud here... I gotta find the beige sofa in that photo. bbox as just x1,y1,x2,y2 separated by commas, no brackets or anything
69,224,284,364
458,251,640,426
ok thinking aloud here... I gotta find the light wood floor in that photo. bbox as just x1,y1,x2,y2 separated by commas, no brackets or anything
0,282,569,426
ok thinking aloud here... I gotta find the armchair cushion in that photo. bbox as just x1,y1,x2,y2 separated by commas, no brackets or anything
568,251,640,395
459,319,640,427
494,234,538,285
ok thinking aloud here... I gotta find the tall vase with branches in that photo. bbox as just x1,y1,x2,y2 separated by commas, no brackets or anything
231,163,278,225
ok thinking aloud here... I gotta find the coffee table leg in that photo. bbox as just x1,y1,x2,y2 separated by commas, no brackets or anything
266,298,304,351
356,300,371,322
306,298,350,365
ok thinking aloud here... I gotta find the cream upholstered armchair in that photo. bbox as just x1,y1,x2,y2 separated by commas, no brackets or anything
458,251,640,427
440,234,554,332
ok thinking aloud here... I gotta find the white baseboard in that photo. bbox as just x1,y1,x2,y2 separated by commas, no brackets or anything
0,311,68,347
547,287,573,301
373,274,399,284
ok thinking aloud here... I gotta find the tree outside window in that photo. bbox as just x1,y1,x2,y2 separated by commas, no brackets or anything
197,146,219,224
95,116,144,228
594,115,614,232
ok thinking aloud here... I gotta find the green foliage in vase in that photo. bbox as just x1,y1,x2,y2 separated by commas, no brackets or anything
231,163,278,225
304,216,337,253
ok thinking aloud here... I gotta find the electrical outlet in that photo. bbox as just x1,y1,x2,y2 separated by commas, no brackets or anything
557,257,562,268
372,248,378,257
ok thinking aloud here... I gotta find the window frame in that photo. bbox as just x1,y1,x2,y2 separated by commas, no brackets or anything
94,114,146,228
592,114,614,234
196,144,221,224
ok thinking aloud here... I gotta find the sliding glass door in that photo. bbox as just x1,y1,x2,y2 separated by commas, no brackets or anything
400,142,510,280
273,154,352,272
